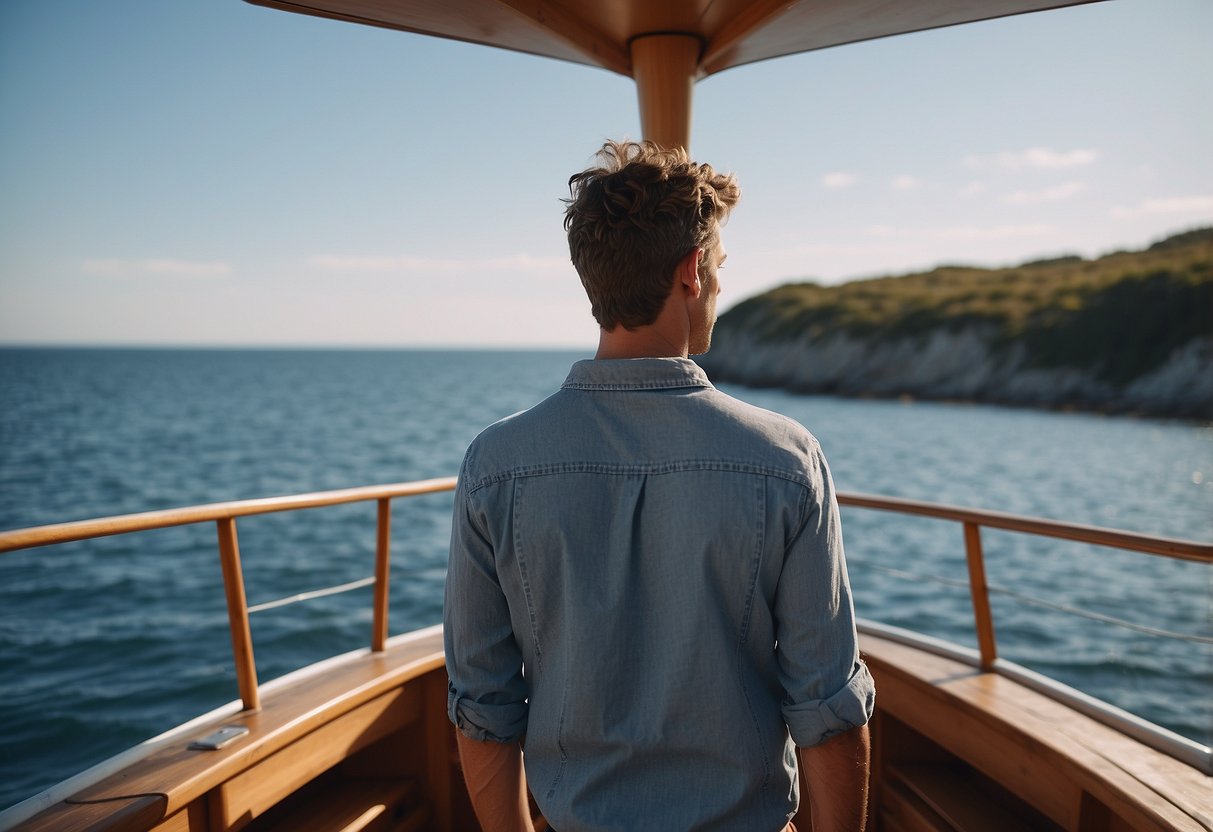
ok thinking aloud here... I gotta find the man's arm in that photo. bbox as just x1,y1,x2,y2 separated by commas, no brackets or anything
456,732,536,832
446,459,533,830
798,724,870,832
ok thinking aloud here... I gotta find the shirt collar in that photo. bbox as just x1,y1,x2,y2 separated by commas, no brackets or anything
561,357,715,391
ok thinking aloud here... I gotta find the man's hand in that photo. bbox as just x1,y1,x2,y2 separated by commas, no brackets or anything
456,732,537,832
799,724,870,831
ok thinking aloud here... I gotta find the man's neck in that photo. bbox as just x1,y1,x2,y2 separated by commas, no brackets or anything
594,326,688,360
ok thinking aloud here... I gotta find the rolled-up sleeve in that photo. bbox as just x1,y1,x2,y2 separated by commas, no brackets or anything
444,453,529,744
776,445,875,747
782,661,875,747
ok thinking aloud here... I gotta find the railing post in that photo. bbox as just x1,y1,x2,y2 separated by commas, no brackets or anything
963,521,998,671
372,498,391,652
216,517,260,711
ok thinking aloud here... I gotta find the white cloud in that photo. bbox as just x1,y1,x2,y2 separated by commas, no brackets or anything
822,171,858,190
964,147,1099,171
868,224,1054,242
306,253,569,274
1002,181,1086,205
1110,194,1213,219
890,175,922,191
82,258,231,278
957,181,987,198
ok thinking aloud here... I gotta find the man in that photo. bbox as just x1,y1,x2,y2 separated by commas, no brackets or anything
444,140,874,832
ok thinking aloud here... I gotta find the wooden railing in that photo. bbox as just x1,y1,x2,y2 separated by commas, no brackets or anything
0,478,458,712
837,491,1213,671
0,480,1209,710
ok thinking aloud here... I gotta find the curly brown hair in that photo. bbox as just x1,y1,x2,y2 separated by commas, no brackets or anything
564,140,740,331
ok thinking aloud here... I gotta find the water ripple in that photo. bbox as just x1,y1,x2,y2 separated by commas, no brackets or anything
1,348,1209,811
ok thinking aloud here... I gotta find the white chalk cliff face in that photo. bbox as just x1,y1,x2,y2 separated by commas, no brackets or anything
699,327,1213,419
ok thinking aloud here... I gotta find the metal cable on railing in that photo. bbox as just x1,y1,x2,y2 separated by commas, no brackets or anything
850,559,971,590
249,576,377,613
247,565,444,615
986,584,1213,645
851,559,1213,645
1,480,1205,727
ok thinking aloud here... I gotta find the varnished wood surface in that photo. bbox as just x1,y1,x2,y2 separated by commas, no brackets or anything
888,763,1051,831
216,518,259,713
962,521,998,669
209,687,420,828
15,795,166,832
697,0,1105,75
0,478,457,553
5,480,1205,563
839,491,1213,563
15,628,445,830
13,627,1210,831
245,0,1103,79
372,497,392,652
4,479,1208,831
148,803,204,832
252,777,421,832
631,34,700,150
862,633,1213,832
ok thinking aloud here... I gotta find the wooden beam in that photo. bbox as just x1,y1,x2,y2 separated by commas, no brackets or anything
217,517,261,712
372,498,392,652
630,34,701,151
963,521,998,671
423,672,454,830
700,0,799,75
492,0,631,75
210,687,422,828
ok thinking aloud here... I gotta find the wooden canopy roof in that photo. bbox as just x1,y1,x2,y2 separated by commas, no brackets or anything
245,0,1101,149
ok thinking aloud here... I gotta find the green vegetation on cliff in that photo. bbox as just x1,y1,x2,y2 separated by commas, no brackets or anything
718,228,1213,385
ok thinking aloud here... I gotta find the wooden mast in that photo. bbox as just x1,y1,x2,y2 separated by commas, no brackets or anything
630,33,701,151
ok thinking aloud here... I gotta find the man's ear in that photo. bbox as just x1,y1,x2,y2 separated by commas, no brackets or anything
676,247,703,298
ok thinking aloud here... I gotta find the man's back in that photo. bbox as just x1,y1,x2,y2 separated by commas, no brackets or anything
446,358,873,831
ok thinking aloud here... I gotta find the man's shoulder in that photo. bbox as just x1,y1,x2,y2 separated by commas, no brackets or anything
701,387,821,452
459,391,566,477
461,380,827,488
472,389,564,443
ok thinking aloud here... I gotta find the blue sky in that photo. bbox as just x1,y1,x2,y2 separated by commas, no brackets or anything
1,0,1210,348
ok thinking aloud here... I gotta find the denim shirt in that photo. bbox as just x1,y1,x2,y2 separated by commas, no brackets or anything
445,358,874,832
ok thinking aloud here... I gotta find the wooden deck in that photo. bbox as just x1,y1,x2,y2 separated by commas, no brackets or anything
861,632,1213,832
10,625,1210,832
12,627,463,832
3,481,1208,831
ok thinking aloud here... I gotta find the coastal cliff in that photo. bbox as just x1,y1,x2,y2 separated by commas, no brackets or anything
699,228,1213,418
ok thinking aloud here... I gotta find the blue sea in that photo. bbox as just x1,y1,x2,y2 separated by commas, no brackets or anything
1,347,1210,811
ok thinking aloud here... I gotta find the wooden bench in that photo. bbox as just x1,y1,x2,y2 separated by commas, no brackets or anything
15,629,458,832
249,775,427,832
860,630,1212,832
883,761,1060,831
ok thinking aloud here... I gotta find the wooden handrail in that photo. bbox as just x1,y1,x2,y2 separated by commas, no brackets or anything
4,481,1204,562
0,477,458,713
0,477,458,554
837,491,1213,563
0,478,1208,715
834,491,1212,678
